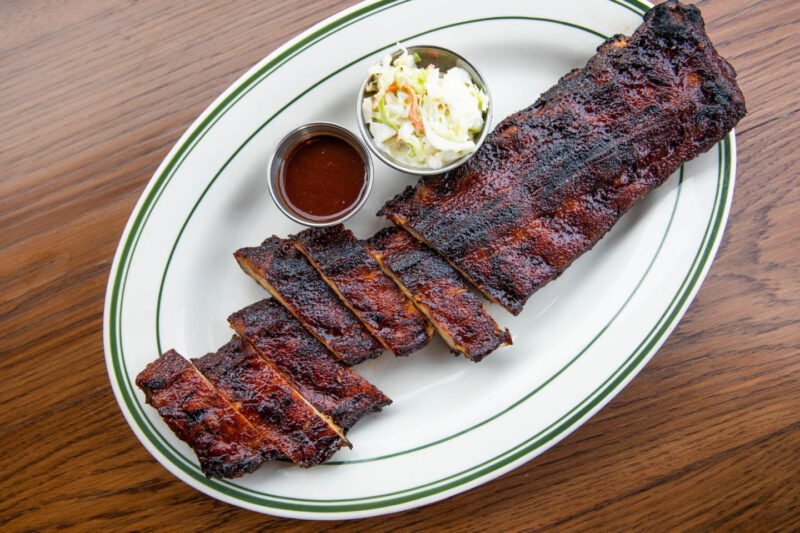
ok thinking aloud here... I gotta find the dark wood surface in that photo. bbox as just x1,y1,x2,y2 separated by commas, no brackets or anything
1,0,798,530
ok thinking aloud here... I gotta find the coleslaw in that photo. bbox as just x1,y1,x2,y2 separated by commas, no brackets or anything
361,48,489,169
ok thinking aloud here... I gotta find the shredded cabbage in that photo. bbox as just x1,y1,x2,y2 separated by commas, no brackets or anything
362,48,489,169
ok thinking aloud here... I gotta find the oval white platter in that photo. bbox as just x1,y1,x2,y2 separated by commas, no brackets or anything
104,0,736,520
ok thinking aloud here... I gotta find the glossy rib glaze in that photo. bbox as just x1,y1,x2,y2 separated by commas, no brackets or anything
135,350,274,478
193,337,348,468
294,224,433,356
229,299,392,430
366,227,511,362
235,236,384,365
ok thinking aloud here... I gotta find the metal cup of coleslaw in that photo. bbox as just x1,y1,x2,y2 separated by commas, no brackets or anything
356,45,492,176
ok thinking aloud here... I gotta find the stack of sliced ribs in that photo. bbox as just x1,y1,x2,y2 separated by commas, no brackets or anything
136,0,744,480
137,223,511,478
236,227,511,364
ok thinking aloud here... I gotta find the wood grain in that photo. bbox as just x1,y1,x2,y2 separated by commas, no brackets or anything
1,0,798,530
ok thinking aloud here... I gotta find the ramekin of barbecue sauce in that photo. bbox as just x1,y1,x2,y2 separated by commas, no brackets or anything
268,123,373,227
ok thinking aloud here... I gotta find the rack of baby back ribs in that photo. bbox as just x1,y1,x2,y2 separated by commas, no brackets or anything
136,0,745,479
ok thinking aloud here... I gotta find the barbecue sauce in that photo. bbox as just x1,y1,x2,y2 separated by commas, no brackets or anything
278,134,367,223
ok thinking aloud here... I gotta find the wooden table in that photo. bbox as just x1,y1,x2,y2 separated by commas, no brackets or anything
2,0,798,530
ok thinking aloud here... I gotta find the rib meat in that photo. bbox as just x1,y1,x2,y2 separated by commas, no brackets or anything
379,0,746,314
235,236,384,365
294,224,433,356
135,350,274,478
229,298,392,430
366,227,511,361
193,336,349,467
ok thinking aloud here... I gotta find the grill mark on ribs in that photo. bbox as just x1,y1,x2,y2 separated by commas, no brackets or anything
193,336,349,468
229,298,392,431
235,236,384,365
135,350,275,478
379,0,746,314
366,227,511,362
293,224,434,356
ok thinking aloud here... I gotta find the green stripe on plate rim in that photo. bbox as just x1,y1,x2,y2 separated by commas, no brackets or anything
105,0,735,513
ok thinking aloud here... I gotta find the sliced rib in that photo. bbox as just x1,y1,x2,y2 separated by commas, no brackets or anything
193,336,349,467
135,350,275,478
235,236,384,365
293,224,433,356
229,298,392,430
365,227,511,362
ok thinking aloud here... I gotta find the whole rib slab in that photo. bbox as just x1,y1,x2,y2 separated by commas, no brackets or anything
379,1,746,314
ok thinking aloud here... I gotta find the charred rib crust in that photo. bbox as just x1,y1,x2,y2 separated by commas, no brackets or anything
379,0,746,314
229,299,391,430
235,236,383,365
293,225,433,356
135,350,274,478
366,227,511,362
193,337,347,468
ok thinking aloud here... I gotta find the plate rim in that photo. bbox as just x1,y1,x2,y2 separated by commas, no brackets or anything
103,0,737,520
